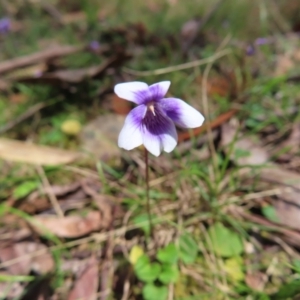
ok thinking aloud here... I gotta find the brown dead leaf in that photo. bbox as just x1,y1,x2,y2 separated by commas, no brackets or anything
33,211,102,238
273,193,300,229
68,257,99,300
196,71,237,98
0,228,32,242
0,138,81,165
272,123,300,162
0,79,10,91
16,180,99,214
260,166,300,229
5,63,48,82
29,181,82,200
0,278,23,299
245,272,267,291
221,122,300,229
221,123,269,165
0,242,54,275
9,93,29,104
81,182,116,229
62,258,92,275
275,54,294,76
62,12,86,24
16,196,89,215
260,167,300,189
0,45,83,75
80,114,125,163
16,54,130,85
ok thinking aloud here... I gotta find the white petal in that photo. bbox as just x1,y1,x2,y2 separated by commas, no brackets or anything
142,117,177,156
114,82,148,104
143,130,161,157
160,98,205,128
118,105,146,150
149,81,171,101
161,122,177,153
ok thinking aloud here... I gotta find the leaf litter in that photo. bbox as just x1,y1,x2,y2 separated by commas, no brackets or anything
2,1,300,299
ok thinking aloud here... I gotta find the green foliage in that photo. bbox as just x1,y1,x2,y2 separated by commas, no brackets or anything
262,205,279,222
158,264,179,284
142,284,168,300
157,243,178,264
0,275,35,282
4,1,300,298
207,222,243,257
178,233,198,264
13,181,39,199
132,213,161,236
134,255,161,283
292,259,300,273
132,214,153,236
271,280,300,300
134,243,181,299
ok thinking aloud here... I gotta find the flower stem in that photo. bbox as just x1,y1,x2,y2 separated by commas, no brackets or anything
144,147,153,239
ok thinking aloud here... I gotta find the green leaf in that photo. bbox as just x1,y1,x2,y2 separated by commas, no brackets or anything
178,233,198,264
142,284,168,300
207,222,243,257
158,264,179,284
234,148,250,159
271,279,300,300
262,205,279,222
133,214,157,236
292,259,300,273
157,243,178,264
13,181,39,199
0,274,35,282
134,255,161,283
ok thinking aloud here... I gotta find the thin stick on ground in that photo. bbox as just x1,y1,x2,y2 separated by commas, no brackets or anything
144,147,154,239
123,49,231,77
36,165,64,218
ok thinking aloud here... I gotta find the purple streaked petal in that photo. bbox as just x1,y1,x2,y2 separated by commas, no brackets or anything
118,105,147,150
160,98,205,128
142,108,177,156
148,81,170,102
114,81,148,104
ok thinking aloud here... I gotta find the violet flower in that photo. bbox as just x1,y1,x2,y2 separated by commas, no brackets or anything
88,40,100,51
0,17,10,34
115,81,204,156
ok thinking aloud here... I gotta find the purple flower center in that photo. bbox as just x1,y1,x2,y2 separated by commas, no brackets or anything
143,103,168,135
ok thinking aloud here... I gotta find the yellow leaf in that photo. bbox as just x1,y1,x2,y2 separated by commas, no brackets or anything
224,257,244,282
61,120,81,136
129,245,144,265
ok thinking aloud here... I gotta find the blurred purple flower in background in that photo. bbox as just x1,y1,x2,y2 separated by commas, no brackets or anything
246,44,255,56
88,40,100,51
255,37,270,46
115,81,205,156
0,17,10,34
